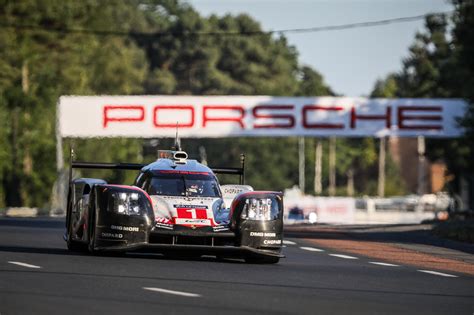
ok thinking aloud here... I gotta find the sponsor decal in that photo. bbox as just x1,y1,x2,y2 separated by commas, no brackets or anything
110,225,139,232
263,239,282,245
175,218,211,226
101,232,123,239
213,225,230,232
174,204,208,209
222,188,245,194
155,222,173,230
249,232,277,237
156,217,172,224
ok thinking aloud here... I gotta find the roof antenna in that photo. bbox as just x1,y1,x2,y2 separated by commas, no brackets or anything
173,122,182,151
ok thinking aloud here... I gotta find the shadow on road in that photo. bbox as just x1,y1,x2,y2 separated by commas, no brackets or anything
0,245,87,256
0,244,246,264
0,217,64,229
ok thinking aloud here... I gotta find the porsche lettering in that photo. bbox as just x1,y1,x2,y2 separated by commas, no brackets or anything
102,104,444,131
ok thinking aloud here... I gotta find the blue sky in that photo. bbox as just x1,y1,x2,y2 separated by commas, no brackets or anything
185,0,452,96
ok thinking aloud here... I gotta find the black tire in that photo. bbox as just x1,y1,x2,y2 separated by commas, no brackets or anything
66,192,87,252
245,255,280,264
88,208,98,254
67,226,87,252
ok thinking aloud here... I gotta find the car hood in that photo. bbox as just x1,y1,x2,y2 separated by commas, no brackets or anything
149,195,230,227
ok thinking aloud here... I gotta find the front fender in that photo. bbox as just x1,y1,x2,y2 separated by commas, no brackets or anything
230,191,284,250
90,184,154,249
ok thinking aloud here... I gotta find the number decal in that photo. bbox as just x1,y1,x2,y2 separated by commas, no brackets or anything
177,208,208,219
186,208,197,219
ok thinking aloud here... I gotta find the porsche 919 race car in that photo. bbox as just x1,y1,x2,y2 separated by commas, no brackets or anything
65,149,284,263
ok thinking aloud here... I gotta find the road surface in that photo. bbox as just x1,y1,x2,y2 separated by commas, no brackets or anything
0,217,473,314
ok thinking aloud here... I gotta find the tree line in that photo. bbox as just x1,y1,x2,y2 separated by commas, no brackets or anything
0,0,472,208
371,0,474,204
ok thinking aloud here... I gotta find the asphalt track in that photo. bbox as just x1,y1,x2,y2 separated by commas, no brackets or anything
0,217,473,315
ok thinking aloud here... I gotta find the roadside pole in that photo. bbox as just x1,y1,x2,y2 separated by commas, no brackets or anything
314,139,322,195
417,135,425,195
378,136,386,197
329,137,336,196
52,99,66,214
299,137,305,193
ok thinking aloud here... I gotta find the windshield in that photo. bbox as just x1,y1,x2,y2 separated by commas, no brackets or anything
147,172,221,197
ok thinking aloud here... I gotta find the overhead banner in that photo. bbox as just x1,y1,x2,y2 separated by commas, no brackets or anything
58,96,466,138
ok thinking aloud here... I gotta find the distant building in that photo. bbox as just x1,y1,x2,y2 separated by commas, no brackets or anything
388,137,444,194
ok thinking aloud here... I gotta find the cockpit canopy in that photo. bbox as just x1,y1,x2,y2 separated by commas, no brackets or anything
136,170,221,198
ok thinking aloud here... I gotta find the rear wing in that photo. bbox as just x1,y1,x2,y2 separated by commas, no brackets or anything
69,150,245,184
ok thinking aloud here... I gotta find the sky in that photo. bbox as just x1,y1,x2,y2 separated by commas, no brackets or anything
185,0,452,96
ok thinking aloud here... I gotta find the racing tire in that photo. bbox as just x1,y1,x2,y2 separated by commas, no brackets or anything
66,206,87,252
66,226,87,252
88,208,98,254
65,196,87,252
244,255,280,264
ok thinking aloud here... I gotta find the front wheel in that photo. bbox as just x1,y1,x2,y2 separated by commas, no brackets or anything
67,226,87,252
88,209,98,254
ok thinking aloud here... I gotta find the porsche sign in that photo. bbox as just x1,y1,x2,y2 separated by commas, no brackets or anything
58,96,466,138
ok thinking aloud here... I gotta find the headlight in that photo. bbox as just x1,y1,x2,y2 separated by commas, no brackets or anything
241,198,276,221
110,192,142,215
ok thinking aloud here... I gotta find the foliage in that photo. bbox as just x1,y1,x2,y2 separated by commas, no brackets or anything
371,2,474,200
0,0,424,206
1,0,345,206
0,0,149,206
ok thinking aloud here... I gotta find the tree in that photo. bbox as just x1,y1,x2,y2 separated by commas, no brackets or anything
0,0,346,206
0,0,151,206
297,66,334,96
371,2,474,203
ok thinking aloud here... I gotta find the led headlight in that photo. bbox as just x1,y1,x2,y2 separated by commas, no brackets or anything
111,191,142,215
241,198,275,221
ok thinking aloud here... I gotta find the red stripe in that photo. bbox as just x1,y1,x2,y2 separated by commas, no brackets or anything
156,170,211,176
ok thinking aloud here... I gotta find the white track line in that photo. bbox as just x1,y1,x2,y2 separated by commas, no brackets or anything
143,287,201,297
8,261,41,269
283,240,297,245
329,254,358,260
300,246,325,252
369,262,399,267
417,270,458,278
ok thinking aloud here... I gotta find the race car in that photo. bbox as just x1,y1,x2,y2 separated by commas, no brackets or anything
65,147,284,263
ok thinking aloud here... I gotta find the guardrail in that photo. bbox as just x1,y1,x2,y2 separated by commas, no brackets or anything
283,188,455,225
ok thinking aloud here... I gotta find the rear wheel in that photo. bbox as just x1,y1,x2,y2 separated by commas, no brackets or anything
245,255,280,264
